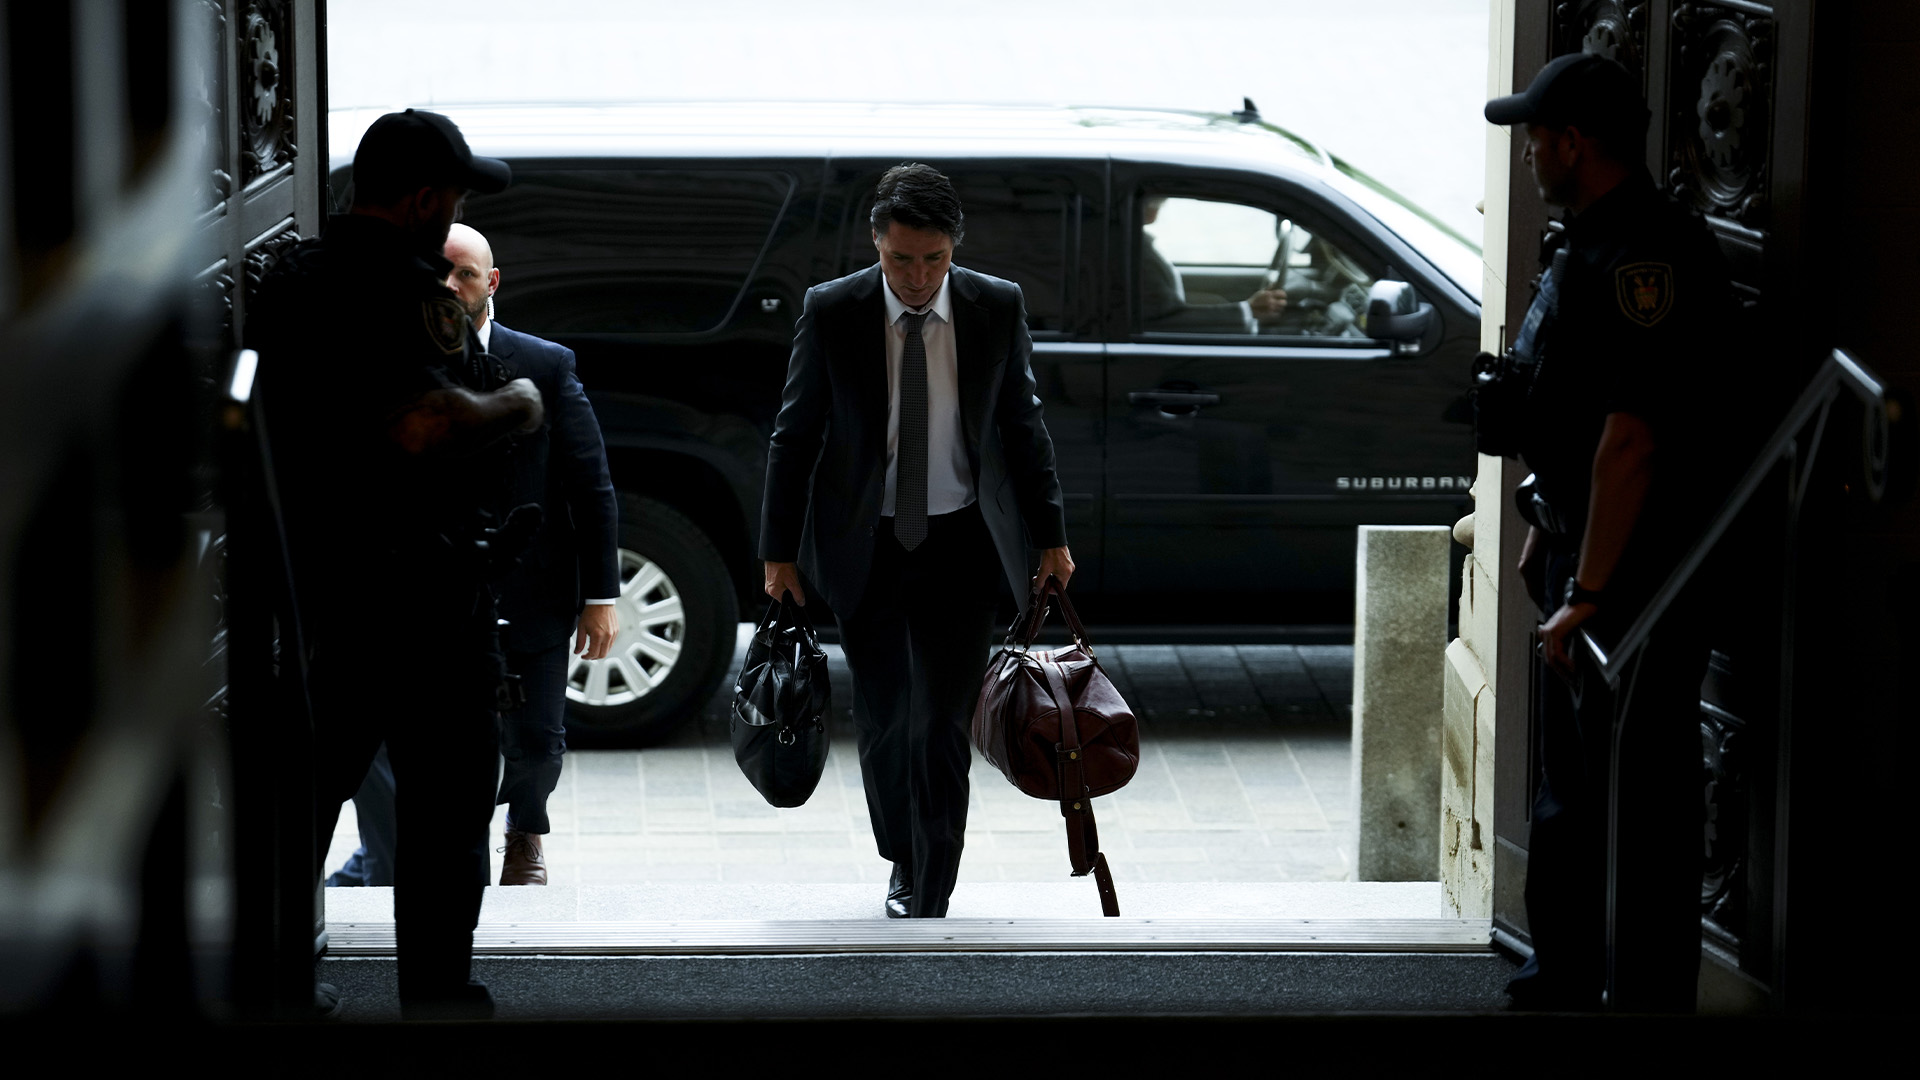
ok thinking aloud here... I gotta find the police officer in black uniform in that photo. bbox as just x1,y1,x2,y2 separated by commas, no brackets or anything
1480,54,1736,1012
248,109,542,1020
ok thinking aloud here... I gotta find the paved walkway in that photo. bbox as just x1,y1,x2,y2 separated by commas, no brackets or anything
324,638,1359,897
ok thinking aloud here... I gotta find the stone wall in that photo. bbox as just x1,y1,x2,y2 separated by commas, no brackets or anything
1438,0,1517,919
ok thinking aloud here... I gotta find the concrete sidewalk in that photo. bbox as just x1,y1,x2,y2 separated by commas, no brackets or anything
324,639,1372,909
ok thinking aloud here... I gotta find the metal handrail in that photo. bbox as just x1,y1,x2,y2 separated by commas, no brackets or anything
1566,347,1892,1010
1579,348,1890,686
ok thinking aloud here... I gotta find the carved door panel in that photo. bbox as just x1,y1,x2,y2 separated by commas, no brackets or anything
1493,0,1813,994
191,0,330,1015
195,0,328,355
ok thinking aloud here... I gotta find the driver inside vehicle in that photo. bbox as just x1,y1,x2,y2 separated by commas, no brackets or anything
1139,195,1289,332
1138,194,1375,338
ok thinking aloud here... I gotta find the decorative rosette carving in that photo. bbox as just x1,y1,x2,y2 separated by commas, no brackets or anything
239,0,296,183
1555,0,1648,80
1669,3,1773,224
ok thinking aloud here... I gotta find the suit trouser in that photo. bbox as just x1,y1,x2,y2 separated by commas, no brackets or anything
835,504,1002,918
328,744,397,887
310,616,500,1000
495,641,570,834
1522,545,1708,1012
331,639,571,885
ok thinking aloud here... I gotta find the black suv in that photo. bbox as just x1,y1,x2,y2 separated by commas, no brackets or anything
329,101,1483,743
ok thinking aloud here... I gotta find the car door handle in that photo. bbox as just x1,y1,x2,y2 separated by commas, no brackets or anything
1128,391,1221,408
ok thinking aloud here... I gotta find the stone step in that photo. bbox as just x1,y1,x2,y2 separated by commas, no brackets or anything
321,880,1448,924
318,881,1509,1019
327,915,1488,956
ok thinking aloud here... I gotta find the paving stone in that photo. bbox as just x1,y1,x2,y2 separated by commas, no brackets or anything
575,815,643,835
721,862,863,884
323,636,1363,890
622,833,714,851
614,862,718,882
711,800,782,822
636,812,717,831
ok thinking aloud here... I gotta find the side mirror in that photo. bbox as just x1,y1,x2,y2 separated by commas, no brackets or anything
1367,279,1436,354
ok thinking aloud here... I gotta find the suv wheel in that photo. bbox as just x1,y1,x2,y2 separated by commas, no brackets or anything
563,494,737,746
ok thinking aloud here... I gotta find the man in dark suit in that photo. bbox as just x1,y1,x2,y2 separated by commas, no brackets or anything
445,223,621,883
326,223,620,889
761,163,1074,919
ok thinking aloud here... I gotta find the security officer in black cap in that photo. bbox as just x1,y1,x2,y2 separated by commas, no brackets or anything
1481,54,1736,1012
249,109,541,1020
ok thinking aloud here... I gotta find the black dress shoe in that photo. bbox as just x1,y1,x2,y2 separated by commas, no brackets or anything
885,864,912,919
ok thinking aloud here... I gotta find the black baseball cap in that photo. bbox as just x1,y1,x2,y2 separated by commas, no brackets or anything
352,108,510,196
1485,52,1648,140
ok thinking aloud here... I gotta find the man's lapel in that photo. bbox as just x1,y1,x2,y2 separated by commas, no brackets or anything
949,266,992,449
848,266,889,452
485,321,520,375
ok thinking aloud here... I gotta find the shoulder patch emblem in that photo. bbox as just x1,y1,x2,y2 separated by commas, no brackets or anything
423,296,469,355
1615,262,1675,328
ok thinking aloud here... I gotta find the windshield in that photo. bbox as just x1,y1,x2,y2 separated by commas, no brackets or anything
1326,154,1482,304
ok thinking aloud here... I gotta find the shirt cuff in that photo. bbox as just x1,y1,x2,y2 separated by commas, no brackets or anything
584,598,616,605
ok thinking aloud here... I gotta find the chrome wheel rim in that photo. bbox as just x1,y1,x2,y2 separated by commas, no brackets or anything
565,547,686,709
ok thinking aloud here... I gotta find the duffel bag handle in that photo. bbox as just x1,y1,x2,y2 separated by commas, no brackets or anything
761,594,819,642
1005,577,1096,658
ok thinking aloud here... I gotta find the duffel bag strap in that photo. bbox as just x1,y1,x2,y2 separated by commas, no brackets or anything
1042,661,1120,917
1051,588,1096,657
1007,578,1056,650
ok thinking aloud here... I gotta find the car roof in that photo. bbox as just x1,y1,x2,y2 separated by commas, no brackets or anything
326,101,1482,304
328,101,1332,177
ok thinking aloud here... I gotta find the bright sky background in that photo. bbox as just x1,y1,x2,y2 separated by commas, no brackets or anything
328,0,1492,242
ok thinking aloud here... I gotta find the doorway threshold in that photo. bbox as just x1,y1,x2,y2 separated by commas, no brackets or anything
321,884,1505,1017
329,915,1487,956
322,881,1486,956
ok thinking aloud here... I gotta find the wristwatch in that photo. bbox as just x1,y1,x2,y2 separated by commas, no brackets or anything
1564,580,1605,608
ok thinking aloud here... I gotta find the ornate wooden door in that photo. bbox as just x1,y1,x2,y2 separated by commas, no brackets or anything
194,0,332,1017
0,0,328,1018
1491,0,1824,1003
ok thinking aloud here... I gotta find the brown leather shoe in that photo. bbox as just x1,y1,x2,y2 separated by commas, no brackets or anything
500,829,548,886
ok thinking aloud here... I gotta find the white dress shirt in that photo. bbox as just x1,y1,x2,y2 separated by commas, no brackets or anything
881,272,975,518
477,315,615,609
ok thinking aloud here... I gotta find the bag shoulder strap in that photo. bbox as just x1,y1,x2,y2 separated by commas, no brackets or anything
1039,660,1120,917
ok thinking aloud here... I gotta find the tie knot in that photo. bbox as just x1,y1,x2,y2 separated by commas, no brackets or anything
902,312,929,335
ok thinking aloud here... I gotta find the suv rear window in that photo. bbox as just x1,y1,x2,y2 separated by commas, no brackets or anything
464,168,795,335
843,171,1079,333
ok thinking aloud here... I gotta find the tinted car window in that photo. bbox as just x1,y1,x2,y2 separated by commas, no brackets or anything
464,169,795,335
844,172,1077,332
1136,192,1383,341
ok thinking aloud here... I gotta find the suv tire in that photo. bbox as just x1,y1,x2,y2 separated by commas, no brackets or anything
563,494,737,746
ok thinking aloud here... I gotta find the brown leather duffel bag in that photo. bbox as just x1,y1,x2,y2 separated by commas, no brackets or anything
971,581,1139,916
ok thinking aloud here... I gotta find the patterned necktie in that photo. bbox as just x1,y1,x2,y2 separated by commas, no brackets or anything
895,312,929,551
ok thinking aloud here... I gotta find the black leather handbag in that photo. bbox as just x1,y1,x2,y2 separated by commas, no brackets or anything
731,598,832,808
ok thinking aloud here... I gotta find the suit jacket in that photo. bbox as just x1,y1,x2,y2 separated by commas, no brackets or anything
759,264,1068,617
488,322,620,653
